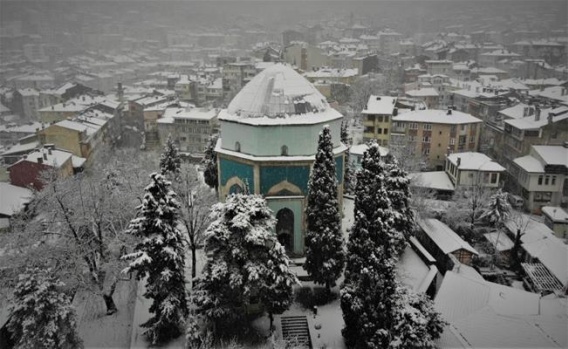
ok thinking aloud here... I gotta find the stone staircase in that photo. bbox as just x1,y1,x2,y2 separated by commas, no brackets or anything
280,315,311,348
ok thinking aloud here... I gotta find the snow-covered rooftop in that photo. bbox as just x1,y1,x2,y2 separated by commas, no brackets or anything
532,145,568,167
409,171,455,191
541,206,568,223
447,152,505,172
0,182,32,217
513,155,544,173
11,148,72,168
418,218,478,255
435,271,568,348
349,143,389,157
484,232,514,252
161,107,217,121
405,87,439,97
0,141,39,156
393,109,482,125
54,120,88,133
504,106,568,130
362,95,397,115
220,64,342,126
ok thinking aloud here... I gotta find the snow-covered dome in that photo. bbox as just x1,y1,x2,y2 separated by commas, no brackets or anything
224,64,333,120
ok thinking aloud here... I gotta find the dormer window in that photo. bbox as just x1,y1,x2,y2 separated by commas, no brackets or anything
235,142,241,152
281,145,288,156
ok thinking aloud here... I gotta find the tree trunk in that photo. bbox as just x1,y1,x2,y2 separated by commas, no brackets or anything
191,245,197,280
269,312,274,334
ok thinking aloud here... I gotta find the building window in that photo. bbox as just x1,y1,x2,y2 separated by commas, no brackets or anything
235,142,241,152
422,147,430,155
545,175,550,185
491,173,498,184
470,136,475,143
423,136,431,143
538,175,543,185
423,123,432,130
384,128,388,135
367,115,375,122
377,128,382,134
450,138,456,145
461,124,466,131
450,125,457,133
281,145,288,156
364,126,374,134
552,176,556,185
377,115,383,122
409,123,419,130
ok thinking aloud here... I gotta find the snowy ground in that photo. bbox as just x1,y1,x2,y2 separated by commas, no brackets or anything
74,278,137,348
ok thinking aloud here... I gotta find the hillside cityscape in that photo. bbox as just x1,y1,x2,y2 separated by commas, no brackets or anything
0,1,567,348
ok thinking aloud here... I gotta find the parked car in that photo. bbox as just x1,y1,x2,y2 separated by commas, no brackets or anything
507,193,524,208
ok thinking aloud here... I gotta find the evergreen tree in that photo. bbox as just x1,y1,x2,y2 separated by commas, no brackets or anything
159,134,181,178
191,194,298,338
123,173,188,344
341,143,402,348
389,286,446,349
480,189,511,227
203,135,219,191
341,143,444,348
340,120,355,195
304,125,344,296
7,268,83,349
384,153,413,256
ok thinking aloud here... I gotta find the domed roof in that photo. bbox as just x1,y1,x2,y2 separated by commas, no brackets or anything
224,64,335,121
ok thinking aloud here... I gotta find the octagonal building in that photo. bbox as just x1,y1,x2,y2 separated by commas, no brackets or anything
216,64,346,256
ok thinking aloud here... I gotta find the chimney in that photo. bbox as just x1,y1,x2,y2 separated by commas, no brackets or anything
564,141,568,148
48,148,52,155
393,108,398,116
43,152,47,160
523,107,529,117
37,157,43,164
535,106,541,121
376,96,381,100
447,109,452,115
528,107,535,116
457,157,461,167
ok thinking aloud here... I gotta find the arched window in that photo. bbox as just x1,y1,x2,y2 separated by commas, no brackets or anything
281,145,288,156
235,142,241,152
276,208,294,252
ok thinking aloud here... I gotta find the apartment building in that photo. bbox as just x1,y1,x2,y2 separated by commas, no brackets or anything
157,107,218,155
362,95,397,145
391,109,482,170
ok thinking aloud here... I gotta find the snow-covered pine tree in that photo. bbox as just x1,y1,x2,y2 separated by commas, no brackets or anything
203,135,219,191
389,286,446,348
340,142,405,348
7,268,83,349
122,173,188,344
384,153,413,256
159,134,181,179
340,121,355,195
480,188,511,227
191,194,298,338
304,125,344,296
